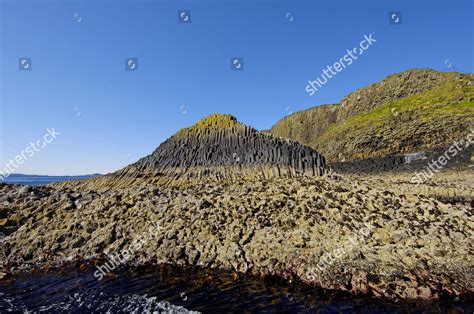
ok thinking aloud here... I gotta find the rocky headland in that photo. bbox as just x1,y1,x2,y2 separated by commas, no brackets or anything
1,72,473,303
269,69,474,163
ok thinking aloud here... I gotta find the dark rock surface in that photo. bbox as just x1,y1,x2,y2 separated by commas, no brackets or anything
56,114,327,189
139,116,325,173
330,145,473,173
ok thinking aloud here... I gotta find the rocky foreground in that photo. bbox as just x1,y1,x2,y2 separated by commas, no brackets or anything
1,174,473,300
345,169,474,205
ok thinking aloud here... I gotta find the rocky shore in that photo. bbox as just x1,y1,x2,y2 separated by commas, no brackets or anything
1,173,472,300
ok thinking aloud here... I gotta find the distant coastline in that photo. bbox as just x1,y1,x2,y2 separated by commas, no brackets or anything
1,173,102,186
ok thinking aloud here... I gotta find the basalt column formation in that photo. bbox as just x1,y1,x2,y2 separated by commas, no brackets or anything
55,114,328,189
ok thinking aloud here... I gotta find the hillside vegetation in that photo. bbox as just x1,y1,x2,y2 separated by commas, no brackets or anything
269,69,474,161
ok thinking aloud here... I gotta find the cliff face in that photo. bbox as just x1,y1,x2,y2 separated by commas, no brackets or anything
269,69,474,162
267,104,339,149
56,114,327,189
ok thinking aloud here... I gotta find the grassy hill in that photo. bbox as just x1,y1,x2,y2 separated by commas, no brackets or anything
269,69,474,162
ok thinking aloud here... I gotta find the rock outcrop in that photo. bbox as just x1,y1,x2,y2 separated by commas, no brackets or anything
266,104,339,149
56,114,327,189
269,69,474,162
1,175,473,300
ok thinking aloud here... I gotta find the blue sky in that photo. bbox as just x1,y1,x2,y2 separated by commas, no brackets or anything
1,0,472,175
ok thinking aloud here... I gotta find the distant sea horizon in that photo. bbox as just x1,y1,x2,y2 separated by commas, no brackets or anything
1,173,102,186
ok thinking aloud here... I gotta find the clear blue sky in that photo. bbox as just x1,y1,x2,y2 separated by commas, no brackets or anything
1,0,472,175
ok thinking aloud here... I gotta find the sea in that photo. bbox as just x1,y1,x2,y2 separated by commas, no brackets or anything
1,174,101,186
1,265,471,313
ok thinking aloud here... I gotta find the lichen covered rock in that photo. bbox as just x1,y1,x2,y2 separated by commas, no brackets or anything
1,175,473,300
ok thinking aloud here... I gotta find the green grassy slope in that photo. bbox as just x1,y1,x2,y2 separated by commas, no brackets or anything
269,70,474,162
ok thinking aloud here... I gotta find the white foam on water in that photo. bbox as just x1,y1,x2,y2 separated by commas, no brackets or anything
2,290,199,313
